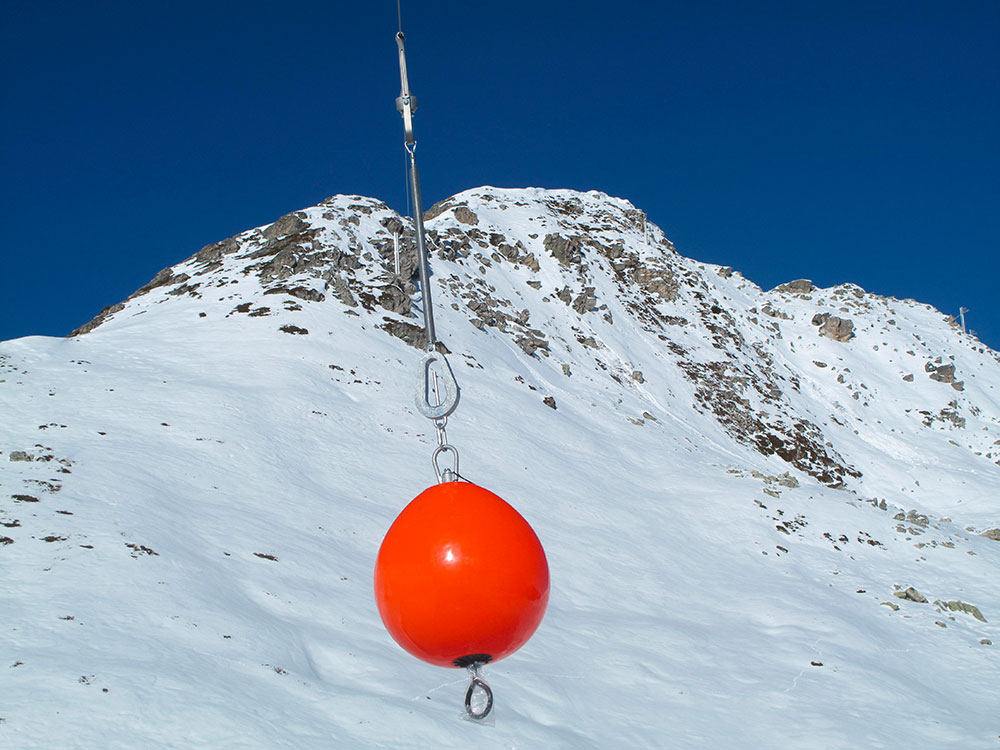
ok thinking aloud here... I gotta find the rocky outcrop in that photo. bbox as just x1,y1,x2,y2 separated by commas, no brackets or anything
774,279,814,294
59,185,997,493
543,233,583,266
812,312,855,342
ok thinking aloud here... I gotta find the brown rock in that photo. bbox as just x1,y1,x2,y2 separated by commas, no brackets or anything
453,206,479,225
774,279,814,294
818,316,855,342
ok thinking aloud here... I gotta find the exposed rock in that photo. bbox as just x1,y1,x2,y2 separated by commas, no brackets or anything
375,281,412,315
244,230,328,282
136,268,186,297
679,358,859,487
818,316,855,342
761,304,791,320
544,234,582,266
193,236,240,267
320,269,356,307
572,287,598,314
422,199,455,222
903,509,929,527
279,325,309,335
634,265,678,302
775,472,799,488
380,216,405,235
894,587,928,603
378,317,449,353
980,529,1000,541
379,318,426,349
453,206,479,226
750,470,800,488
939,600,987,622
166,281,201,297
69,302,127,337
543,396,557,410
261,211,309,241
922,400,966,429
902,373,914,382
774,279,814,294
515,333,550,357
928,363,956,384
264,285,326,302
9,451,33,462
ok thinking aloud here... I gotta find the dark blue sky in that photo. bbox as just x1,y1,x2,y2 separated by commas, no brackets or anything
3,1,997,349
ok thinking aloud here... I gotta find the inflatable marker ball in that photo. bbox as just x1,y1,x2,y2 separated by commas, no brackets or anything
374,482,549,668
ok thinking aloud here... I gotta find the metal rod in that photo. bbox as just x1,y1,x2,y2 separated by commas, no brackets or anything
408,150,436,350
396,29,435,350
393,229,400,275
396,32,416,147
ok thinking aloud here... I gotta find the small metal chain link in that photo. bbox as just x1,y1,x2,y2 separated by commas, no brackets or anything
430,382,459,483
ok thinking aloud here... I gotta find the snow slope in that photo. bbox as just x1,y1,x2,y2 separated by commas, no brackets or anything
2,187,998,748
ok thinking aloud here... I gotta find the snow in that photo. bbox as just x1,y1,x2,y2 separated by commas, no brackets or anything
2,186,998,748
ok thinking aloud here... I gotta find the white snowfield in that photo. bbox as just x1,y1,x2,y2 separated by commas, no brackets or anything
2,186,998,748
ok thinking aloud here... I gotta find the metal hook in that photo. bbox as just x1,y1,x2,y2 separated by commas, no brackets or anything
415,351,460,419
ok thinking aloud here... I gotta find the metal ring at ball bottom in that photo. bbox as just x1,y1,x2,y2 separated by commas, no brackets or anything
464,676,494,720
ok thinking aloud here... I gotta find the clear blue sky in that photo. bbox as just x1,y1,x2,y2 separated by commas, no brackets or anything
3,1,997,349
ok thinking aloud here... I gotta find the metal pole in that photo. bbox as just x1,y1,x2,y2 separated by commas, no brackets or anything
396,30,436,351
408,150,436,350
395,24,458,427
393,229,400,275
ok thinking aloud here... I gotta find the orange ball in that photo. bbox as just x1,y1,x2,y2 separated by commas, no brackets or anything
374,482,549,668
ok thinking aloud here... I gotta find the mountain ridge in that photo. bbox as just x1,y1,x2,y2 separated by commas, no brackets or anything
2,186,998,747
66,185,1000,503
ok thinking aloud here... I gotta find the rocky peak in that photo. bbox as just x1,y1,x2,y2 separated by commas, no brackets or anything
67,186,1000,491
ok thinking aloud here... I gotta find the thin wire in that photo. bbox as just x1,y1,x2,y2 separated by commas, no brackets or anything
396,0,403,34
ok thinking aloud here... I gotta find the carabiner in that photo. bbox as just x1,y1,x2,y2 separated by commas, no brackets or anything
414,351,460,419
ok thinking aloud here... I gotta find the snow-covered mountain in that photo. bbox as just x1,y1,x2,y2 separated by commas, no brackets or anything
3,186,998,748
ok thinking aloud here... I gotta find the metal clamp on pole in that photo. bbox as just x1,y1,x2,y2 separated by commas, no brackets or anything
395,32,417,147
